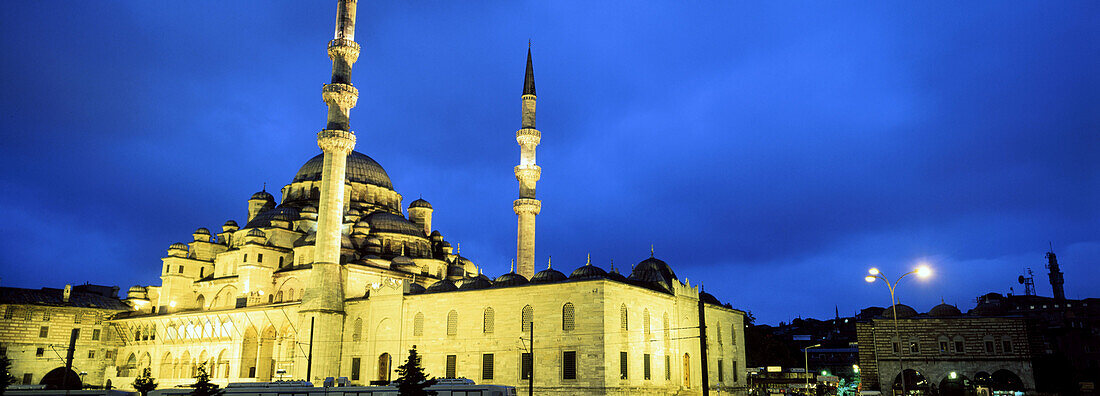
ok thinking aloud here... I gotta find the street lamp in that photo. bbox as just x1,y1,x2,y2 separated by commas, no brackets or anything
865,265,932,396
804,343,821,396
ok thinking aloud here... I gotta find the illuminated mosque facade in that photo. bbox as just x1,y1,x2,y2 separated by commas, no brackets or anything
100,1,747,394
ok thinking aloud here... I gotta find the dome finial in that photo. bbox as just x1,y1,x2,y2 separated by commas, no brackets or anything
510,259,515,273
650,244,655,257
548,256,552,269
586,253,591,266
262,182,266,192
456,242,460,254
400,245,406,257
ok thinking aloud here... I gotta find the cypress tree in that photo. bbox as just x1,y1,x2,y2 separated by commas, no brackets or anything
393,347,437,396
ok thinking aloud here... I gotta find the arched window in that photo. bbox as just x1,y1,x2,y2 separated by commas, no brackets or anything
521,305,533,332
413,313,424,336
620,304,629,330
483,307,495,333
562,303,575,331
352,317,362,342
447,310,458,336
664,313,670,341
644,308,651,336
937,335,950,353
716,321,722,344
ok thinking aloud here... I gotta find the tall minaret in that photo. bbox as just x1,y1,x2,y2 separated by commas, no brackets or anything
300,0,360,380
1046,249,1066,301
514,45,542,279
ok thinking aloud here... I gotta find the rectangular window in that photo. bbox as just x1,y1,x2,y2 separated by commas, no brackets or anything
43,311,51,321
521,353,533,380
243,254,248,262
892,342,900,354
3,307,13,320
985,341,995,353
199,268,204,278
732,360,738,382
258,253,263,263
482,354,494,380
939,341,948,352
24,310,32,321
92,329,100,341
665,355,671,380
955,341,964,354
88,350,95,359
562,351,576,380
620,351,628,379
644,354,652,380
22,374,32,385
94,314,102,324
74,313,82,324
1003,341,1013,353
910,341,919,353
279,257,284,268
36,348,44,357
717,359,724,382
39,326,49,338
106,350,115,360
351,357,361,381
178,266,184,274
445,355,457,378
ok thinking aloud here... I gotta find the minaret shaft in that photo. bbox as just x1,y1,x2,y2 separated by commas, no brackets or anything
301,0,359,381
514,47,541,279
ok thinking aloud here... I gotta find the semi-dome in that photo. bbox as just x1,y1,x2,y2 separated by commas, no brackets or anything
531,267,567,284
293,231,355,249
294,151,393,189
881,304,919,319
409,198,432,209
224,220,238,227
364,212,425,237
251,191,275,201
928,303,962,317
194,228,211,235
245,206,301,228
426,279,457,293
570,264,609,280
406,283,426,295
493,272,529,287
247,228,266,238
458,277,492,290
700,291,722,305
169,242,188,250
629,256,678,291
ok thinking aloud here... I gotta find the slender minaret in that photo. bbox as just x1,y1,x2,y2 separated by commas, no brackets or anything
514,45,542,279
1046,249,1066,301
300,0,360,380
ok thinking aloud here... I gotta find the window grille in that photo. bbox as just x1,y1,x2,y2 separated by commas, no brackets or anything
562,351,576,380
483,308,495,333
562,303,575,331
620,352,628,379
521,353,533,380
521,305,533,332
620,304,628,330
39,327,48,338
644,309,651,336
413,313,424,336
644,354,652,380
717,359,723,382
482,354,494,380
445,355,457,378
447,310,458,336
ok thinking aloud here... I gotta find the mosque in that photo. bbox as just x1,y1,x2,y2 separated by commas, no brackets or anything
101,1,747,394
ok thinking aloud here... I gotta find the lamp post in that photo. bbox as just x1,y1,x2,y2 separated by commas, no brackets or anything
804,343,821,396
864,265,931,396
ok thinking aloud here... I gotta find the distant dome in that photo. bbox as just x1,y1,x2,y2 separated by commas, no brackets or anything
928,303,962,317
409,198,432,209
392,255,415,266
458,277,492,290
294,151,393,189
607,267,629,282
700,291,721,305
629,256,678,292
426,279,457,293
406,283,426,295
224,220,239,227
531,267,567,284
194,228,210,235
493,272,529,287
570,264,609,280
169,242,188,250
251,191,275,201
969,301,1005,317
364,212,425,237
880,304,918,319
247,229,266,238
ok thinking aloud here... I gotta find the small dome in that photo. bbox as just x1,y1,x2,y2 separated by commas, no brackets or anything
251,190,275,201
426,279,457,293
224,220,239,227
453,255,474,267
302,206,318,214
493,272,529,287
430,230,442,237
570,264,609,280
607,266,629,282
294,151,393,189
392,256,415,266
409,198,432,209
531,267,567,284
629,256,678,291
928,303,962,317
880,304,919,319
169,242,188,250
406,283,426,295
458,277,492,290
700,291,721,305
247,229,267,238
245,206,301,228
447,264,467,278
194,228,211,235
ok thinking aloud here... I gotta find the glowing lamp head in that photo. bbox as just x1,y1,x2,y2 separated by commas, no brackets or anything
852,365,860,373
949,371,957,379
868,268,880,276
864,276,877,283
916,265,932,278
168,301,177,308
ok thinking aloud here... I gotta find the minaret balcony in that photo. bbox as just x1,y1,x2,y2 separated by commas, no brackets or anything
318,129,357,153
513,198,542,215
323,83,359,109
514,165,541,182
328,39,361,63
516,128,541,146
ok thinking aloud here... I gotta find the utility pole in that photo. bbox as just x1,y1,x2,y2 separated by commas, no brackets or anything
698,297,709,395
306,317,315,381
529,322,534,396
64,329,79,390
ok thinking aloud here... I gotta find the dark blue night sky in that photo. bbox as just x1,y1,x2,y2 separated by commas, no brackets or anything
1,1,1097,324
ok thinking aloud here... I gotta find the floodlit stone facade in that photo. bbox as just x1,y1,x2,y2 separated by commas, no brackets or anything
0,0,749,394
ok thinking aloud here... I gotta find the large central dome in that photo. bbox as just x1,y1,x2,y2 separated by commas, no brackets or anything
293,151,393,189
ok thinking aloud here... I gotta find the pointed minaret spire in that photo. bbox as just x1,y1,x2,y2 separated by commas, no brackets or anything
301,0,361,381
586,253,591,266
548,256,552,269
510,259,515,273
514,44,543,278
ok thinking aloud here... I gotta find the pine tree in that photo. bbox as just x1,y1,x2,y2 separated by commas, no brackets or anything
0,352,16,394
132,368,158,396
189,364,223,396
393,347,437,396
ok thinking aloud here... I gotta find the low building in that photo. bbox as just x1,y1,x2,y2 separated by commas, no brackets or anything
0,284,129,389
